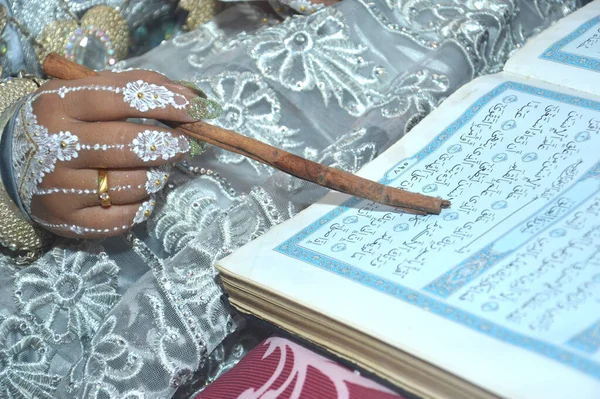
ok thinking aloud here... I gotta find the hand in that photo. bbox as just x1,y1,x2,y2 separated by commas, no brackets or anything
11,70,221,239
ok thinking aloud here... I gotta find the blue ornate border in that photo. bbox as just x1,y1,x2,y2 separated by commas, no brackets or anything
568,319,600,354
539,15,600,72
275,82,600,379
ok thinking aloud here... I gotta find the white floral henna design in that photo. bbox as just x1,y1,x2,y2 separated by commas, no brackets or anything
77,130,189,163
35,167,171,197
32,216,132,236
122,80,189,112
130,130,190,162
37,80,189,113
53,132,80,161
32,196,158,236
133,198,156,224
145,167,170,195
12,101,82,213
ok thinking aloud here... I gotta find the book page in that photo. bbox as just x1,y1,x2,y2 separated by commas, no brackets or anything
218,72,600,399
504,0,600,96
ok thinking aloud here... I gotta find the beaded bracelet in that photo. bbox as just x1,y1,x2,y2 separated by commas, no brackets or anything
0,77,50,261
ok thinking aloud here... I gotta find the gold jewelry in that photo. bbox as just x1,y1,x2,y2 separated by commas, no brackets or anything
179,0,222,31
97,169,111,208
0,185,49,261
37,3,131,70
0,78,52,260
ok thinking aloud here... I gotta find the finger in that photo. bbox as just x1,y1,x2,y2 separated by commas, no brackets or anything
31,198,156,239
34,70,221,124
35,167,170,207
51,122,190,169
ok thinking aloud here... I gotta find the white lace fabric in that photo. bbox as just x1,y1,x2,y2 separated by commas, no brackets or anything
0,1,584,398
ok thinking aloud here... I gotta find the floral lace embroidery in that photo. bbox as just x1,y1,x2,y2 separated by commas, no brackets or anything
532,0,579,22
126,236,234,391
15,246,120,344
66,315,144,397
379,69,450,131
400,0,520,74
150,175,241,254
0,316,59,398
151,126,385,262
176,331,263,398
311,126,386,174
169,4,277,70
145,293,195,388
173,23,228,69
358,0,575,76
196,71,301,174
249,8,382,116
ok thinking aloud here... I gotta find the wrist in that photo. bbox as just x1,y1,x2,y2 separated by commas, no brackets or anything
0,77,50,259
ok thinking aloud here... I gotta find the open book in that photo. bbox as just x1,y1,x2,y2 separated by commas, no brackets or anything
216,2,600,398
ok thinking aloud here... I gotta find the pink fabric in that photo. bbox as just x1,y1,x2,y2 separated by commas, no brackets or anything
195,337,405,399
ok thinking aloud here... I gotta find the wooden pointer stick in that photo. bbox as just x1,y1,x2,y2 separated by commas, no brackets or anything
43,54,451,215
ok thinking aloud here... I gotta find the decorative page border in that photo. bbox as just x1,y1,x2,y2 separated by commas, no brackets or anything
275,82,600,379
539,15,600,72
568,319,600,354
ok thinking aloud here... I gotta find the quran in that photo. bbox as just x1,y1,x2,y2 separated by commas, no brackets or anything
216,3,600,398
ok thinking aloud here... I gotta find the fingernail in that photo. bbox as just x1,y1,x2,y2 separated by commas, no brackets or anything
187,97,223,120
174,80,208,98
189,138,205,157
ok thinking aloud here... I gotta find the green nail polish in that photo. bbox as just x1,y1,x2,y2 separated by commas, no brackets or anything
188,97,223,120
189,138,205,157
175,80,207,98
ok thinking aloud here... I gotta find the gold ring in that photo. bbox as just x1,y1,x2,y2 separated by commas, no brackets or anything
98,169,111,208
